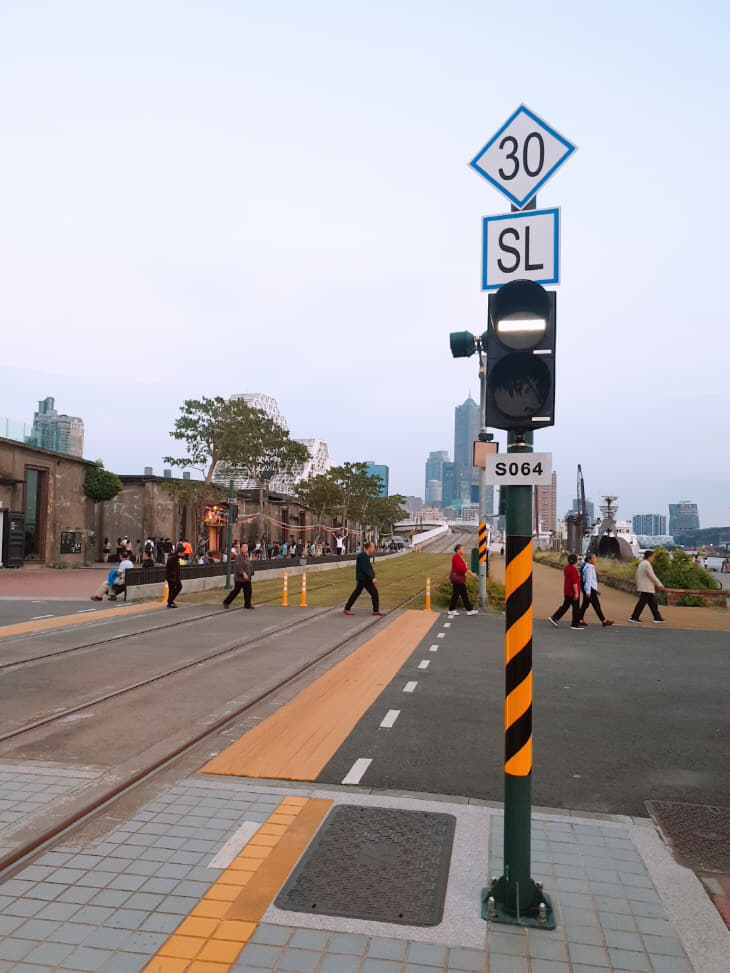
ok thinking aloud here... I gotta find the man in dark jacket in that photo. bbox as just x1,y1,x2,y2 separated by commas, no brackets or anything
344,541,384,616
165,545,183,608
222,543,255,610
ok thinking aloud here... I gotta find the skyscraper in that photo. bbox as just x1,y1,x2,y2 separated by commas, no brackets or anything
454,397,479,504
669,503,699,535
364,461,389,497
534,472,558,535
632,513,667,536
424,450,449,507
31,397,84,457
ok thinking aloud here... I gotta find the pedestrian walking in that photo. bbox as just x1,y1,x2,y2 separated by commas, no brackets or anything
165,544,183,608
344,541,383,616
578,554,613,627
448,544,478,615
628,550,667,623
548,553,582,630
222,543,255,610
102,537,111,562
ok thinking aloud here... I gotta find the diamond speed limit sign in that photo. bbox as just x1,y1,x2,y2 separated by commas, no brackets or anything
483,452,552,485
470,106,575,209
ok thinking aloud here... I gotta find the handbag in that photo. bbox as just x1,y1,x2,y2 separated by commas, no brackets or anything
449,570,466,585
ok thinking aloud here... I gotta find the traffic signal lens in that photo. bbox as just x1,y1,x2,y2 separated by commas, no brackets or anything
490,353,552,419
495,312,547,350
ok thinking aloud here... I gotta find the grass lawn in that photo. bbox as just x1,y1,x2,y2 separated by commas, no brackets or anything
177,553,457,611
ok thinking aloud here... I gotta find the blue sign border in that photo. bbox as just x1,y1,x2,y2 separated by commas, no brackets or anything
481,207,560,291
470,105,575,209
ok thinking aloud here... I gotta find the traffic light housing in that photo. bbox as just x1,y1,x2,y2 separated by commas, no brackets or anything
449,330,477,358
483,279,556,432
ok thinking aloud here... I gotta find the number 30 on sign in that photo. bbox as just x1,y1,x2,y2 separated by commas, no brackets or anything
483,452,552,485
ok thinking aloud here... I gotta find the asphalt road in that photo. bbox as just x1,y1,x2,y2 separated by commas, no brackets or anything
316,612,730,817
0,598,119,625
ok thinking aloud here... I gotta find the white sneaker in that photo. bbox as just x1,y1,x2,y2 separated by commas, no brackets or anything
548,617,559,627
448,611,460,616
466,609,479,615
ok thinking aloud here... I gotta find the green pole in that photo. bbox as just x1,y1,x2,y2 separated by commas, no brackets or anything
225,478,234,591
483,430,554,928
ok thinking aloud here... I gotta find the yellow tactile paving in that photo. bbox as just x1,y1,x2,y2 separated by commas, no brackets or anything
0,600,161,639
141,796,332,973
201,609,438,781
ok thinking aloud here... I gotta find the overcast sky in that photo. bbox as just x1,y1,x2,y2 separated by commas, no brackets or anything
1,1,729,527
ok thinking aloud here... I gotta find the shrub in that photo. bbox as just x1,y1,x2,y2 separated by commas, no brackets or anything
652,547,719,590
435,574,505,612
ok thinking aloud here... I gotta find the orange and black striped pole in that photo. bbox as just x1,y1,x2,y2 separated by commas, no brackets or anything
484,432,553,928
478,521,488,607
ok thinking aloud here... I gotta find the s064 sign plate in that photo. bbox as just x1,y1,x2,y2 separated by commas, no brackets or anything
483,452,552,485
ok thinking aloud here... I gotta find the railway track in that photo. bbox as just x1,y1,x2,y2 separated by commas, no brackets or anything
0,592,420,881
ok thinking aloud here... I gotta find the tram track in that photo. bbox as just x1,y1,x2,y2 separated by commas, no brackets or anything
0,593,419,881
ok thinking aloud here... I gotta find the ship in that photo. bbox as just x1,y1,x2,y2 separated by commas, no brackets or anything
585,496,640,561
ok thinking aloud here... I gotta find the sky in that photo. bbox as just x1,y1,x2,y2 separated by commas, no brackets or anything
1,1,729,527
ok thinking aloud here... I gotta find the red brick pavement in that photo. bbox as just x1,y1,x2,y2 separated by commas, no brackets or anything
0,563,111,599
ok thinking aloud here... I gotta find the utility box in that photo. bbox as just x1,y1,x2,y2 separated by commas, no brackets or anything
471,547,479,574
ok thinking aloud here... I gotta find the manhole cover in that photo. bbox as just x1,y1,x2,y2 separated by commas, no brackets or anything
646,801,730,873
275,805,456,925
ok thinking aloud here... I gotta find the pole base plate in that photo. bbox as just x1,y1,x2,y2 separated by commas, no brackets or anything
481,882,555,930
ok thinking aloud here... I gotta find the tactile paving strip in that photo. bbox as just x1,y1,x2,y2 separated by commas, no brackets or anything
275,804,456,925
647,800,730,872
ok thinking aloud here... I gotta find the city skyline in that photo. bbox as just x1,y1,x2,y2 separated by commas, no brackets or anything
1,3,729,523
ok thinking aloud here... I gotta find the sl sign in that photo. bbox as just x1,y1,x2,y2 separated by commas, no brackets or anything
470,105,575,210
482,208,559,290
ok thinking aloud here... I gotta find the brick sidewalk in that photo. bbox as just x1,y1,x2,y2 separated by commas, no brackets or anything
0,564,110,599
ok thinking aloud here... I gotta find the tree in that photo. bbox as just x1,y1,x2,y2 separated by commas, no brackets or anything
369,494,408,542
83,462,122,504
164,396,309,550
294,473,343,542
329,462,385,544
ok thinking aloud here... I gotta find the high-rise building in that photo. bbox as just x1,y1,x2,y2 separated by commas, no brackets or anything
364,461,389,497
454,397,479,504
632,513,667,536
568,497,595,527
669,502,699,535
534,472,558,535
441,461,456,510
30,397,84,457
424,450,449,507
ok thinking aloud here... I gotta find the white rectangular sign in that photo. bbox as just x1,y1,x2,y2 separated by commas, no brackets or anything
482,208,559,290
483,452,552,486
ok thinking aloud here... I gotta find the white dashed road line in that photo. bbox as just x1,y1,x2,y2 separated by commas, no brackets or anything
437,633,445,639
403,681,418,693
342,757,372,785
379,709,400,729
418,659,430,670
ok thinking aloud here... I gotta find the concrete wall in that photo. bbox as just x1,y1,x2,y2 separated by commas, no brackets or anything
97,477,181,559
0,437,95,567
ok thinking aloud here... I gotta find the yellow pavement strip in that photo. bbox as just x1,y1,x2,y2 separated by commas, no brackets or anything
0,601,161,639
201,609,438,781
141,795,332,973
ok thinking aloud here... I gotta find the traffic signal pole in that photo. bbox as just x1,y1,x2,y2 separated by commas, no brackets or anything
483,431,554,928
478,349,488,609
225,479,234,591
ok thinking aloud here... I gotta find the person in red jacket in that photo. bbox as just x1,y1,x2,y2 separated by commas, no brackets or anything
549,553,582,630
448,544,478,615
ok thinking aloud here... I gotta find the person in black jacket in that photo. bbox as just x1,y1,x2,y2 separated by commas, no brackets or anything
344,541,384,616
165,545,183,608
